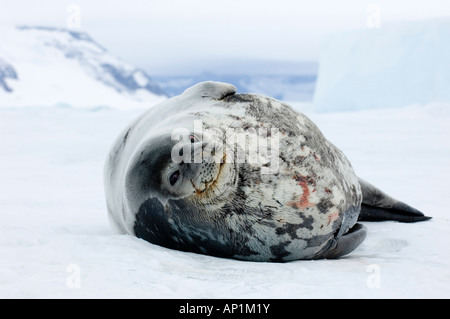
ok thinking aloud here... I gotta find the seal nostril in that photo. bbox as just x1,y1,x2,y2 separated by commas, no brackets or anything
169,170,180,186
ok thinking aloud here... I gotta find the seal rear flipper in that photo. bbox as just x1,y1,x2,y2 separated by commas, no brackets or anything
358,178,431,223
314,223,367,259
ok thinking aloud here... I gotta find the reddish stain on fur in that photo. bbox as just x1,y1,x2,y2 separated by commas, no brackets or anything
287,174,314,210
327,210,340,224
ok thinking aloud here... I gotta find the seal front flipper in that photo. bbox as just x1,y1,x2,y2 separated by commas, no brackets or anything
357,178,431,223
314,223,367,259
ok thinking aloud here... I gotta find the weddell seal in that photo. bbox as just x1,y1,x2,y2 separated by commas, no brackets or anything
104,81,430,261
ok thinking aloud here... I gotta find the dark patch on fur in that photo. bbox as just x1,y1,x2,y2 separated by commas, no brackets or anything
269,241,292,262
317,198,334,214
299,214,314,230
275,223,300,239
123,128,131,144
134,197,261,259
224,93,256,104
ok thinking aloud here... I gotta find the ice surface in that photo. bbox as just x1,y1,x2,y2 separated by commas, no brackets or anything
314,19,450,112
0,26,166,109
1,103,449,298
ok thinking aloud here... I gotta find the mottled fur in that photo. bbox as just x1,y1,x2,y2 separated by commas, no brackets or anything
104,82,372,261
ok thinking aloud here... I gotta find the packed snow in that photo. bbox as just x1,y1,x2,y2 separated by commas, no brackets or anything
1,102,449,298
314,19,450,112
2,18,450,299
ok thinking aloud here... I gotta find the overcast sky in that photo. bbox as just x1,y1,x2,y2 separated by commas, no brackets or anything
2,0,450,74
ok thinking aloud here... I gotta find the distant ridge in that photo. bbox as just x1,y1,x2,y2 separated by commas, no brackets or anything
0,26,167,108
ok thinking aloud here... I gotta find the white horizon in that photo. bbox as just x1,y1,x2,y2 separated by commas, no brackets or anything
1,0,450,73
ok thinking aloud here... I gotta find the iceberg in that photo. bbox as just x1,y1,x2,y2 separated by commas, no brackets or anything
314,19,450,112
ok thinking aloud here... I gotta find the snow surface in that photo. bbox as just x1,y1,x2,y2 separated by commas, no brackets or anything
1,103,449,298
0,26,166,109
314,19,450,112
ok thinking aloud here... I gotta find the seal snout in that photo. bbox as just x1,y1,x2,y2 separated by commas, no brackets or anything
174,137,227,195
185,155,224,194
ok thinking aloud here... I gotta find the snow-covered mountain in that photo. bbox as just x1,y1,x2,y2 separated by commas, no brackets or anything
0,57,18,92
0,26,167,109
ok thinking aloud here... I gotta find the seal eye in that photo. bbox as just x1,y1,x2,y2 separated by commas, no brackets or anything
190,134,198,143
169,170,180,186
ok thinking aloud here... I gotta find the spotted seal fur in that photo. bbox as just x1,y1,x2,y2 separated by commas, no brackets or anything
104,81,430,261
